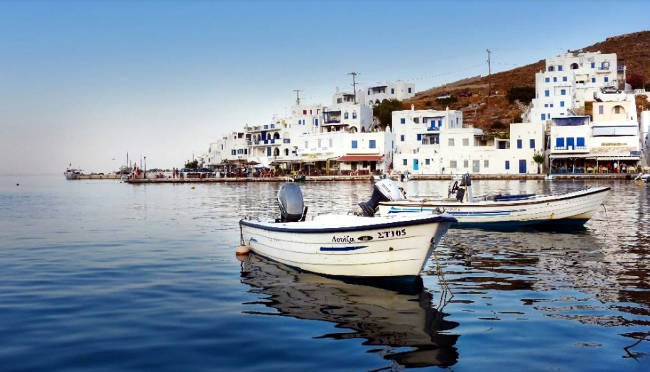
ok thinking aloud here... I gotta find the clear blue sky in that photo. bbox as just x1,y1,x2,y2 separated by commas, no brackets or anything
1,0,647,174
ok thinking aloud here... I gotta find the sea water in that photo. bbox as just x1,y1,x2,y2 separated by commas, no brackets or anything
1,175,648,371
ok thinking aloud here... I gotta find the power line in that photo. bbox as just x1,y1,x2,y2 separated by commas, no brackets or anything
348,72,359,104
293,89,302,105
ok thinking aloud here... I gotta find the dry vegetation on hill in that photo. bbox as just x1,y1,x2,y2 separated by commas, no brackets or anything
404,31,650,133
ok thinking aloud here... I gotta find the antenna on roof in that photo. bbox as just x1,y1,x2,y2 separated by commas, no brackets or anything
348,72,359,104
293,89,302,105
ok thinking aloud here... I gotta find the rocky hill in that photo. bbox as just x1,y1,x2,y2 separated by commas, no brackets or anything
405,31,650,132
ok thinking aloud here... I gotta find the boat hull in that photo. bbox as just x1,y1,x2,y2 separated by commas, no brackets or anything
378,187,609,229
240,214,455,278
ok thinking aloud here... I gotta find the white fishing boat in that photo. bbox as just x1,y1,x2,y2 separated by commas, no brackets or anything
377,174,610,229
64,166,81,180
239,181,456,278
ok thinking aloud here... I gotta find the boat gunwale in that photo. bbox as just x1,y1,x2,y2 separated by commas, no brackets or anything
239,215,456,234
380,186,610,208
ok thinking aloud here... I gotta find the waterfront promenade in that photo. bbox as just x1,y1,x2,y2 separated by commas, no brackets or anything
124,173,635,184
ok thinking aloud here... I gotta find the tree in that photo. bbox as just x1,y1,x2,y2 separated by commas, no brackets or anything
506,86,535,104
626,73,644,90
373,99,403,129
533,152,545,173
184,159,199,169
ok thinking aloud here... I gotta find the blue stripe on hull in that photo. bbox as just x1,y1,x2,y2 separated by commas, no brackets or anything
320,246,367,252
451,218,589,231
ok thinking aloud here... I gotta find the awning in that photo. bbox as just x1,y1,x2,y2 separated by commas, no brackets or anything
338,154,384,162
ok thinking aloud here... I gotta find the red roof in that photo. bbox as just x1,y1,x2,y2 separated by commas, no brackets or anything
337,154,383,162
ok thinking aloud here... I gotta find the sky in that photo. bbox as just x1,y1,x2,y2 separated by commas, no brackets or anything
1,0,648,174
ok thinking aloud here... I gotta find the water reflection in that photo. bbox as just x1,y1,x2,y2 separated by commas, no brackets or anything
240,253,460,369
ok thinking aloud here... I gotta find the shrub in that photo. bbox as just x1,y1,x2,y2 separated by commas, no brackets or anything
373,99,403,128
506,86,535,104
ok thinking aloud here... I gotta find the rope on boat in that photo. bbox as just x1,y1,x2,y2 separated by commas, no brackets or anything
601,203,608,217
239,223,244,246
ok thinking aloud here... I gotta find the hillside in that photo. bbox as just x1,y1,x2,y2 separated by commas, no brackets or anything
405,31,650,131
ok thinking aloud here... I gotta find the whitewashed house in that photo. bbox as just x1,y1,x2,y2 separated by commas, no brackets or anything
322,88,374,133
393,107,544,174
529,51,620,123
362,81,415,105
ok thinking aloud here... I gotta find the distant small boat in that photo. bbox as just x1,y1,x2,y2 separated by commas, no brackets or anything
64,168,81,180
240,181,456,278
634,173,649,183
378,174,610,229
289,175,306,182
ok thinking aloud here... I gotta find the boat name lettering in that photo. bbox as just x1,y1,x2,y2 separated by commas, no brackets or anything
332,235,355,243
377,229,406,239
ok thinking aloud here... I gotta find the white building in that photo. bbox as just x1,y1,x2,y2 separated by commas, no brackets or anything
362,81,415,105
548,92,641,173
529,51,620,123
392,107,544,174
322,88,374,133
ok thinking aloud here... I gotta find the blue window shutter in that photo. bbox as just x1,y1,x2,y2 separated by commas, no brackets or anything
438,119,442,127
560,101,564,107
558,65,563,71
400,135,405,142
541,114,546,120
505,161,510,170
351,140,357,148
403,159,407,166
417,134,422,141
563,76,567,81
400,118,405,124
545,77,549,82
591,77,596,83
577,137,585,147
545,90,549,97
604,77,609,82
369,140,376,148
391,88,394,94
591,62,595,68
530,139,535,148
517,139,522,149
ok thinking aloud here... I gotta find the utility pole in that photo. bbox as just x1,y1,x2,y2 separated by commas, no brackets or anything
348,72,359,104
486,49,492,99
293,89,302,105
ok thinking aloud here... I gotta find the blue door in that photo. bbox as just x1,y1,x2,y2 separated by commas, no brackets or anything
413,159,419,171
519,159,527,174
566,137,575,150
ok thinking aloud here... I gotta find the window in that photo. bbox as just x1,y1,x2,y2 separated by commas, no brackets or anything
545,77,550,83
517,139,522,149
556,137,565,148
550,104,553,107
368,89,370,95
413,117,419,123
425,158,430,165
403,159,407,166
591,62,595,68
484,160,489,168
400,135,405,142
560,101,565,107
548,66,554,72
604,77,609,82
408,88,412,93
303,110,307,115
314,119,318,126
541,113,546,120
391,88,395,94
400,118,406,124
544,104,548,107
351,140,357,149
553,77,557,82
530,139,535,149
462,138,469,146
450,160,457,168
558,65,563,71
563,76,568,81
298,119,302,125
545,90,550,97
615,106,621,114
463,160,469,168
438,119,443,127
448,138,455,146
344,112,349,119
416,134,422,141
369,140,376,148
591,77,596,83
352,111,357,119
561,89,566,95
577,137,585,147
505,160,510,170
599,105,604,114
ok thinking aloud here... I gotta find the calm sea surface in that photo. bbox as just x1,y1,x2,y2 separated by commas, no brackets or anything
1,175,648,371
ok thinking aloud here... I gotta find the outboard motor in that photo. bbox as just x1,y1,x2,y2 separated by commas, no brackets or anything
359,179,405,217
277,183,307,222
